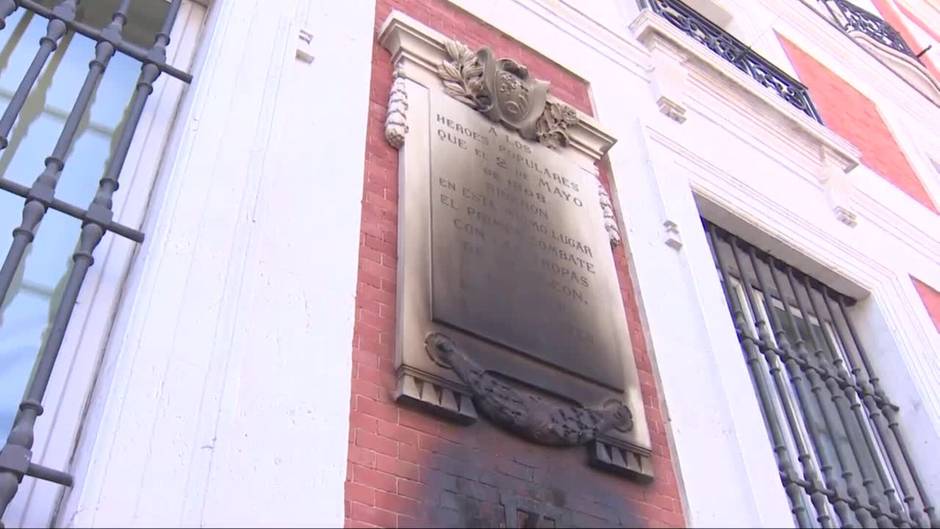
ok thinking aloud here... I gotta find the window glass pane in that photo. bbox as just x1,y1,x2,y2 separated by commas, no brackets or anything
0,2,165,437
35,0,169,48
0,206,79,436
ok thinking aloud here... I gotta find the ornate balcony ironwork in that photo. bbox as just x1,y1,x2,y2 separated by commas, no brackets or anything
821,0,918,59
638,0,823,123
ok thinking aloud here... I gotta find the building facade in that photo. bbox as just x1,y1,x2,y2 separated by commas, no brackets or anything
0,0,938,527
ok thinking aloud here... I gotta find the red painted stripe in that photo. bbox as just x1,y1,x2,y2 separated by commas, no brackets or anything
912,277,940,333
778,34,938,213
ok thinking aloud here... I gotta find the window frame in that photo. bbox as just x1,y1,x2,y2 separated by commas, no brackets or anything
705,217,936,528
0,2,207,526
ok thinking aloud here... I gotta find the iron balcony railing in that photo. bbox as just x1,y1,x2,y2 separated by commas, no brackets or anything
0,1,192,526
638,0,824,123
820,0,918,60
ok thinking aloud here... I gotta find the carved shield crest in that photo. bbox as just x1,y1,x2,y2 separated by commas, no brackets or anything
476,48,548,139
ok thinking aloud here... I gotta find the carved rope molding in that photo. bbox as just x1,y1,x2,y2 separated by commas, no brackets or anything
597,180,622,246
425,332,633,446
385,68,409,149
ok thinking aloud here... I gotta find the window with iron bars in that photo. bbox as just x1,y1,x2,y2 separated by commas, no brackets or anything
703,219,938,528
0,1,200,526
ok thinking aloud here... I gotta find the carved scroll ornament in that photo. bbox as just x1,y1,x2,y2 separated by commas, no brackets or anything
437,40,578,150
425,332,633,446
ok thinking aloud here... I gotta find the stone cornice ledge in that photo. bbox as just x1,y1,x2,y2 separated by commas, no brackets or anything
378,10,616,162
629,9,860,173
847,30,940,106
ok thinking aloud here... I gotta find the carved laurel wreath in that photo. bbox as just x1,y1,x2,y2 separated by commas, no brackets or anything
437,40,488,108
437,40,578,150
425,332,633,446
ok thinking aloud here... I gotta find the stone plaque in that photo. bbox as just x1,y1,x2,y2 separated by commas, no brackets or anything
429,95,626,391
381,14,653,479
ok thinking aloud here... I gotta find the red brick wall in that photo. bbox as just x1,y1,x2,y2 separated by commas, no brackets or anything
778,35,938,214
346,1,685,527
912,277,940,333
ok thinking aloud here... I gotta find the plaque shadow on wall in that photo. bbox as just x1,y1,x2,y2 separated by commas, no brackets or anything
379,11,652,481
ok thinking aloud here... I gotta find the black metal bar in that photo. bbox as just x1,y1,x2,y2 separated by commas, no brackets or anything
0,0,121,317
0,0,77,149
713,253,899,415
90,0,182,229
0,0,15,30
780,472,907,526
703,219,935,528
19,0,192,83
833,296,938,528
744,246,835,528
813,286,913,527
0,177,144,242
705,222,813,528
785,268,892,529
766,259,863,528
0,1,135,522
749,333,898,414
640,0,823,123
0,23,75,185
0,0,190,521
25,462,72,487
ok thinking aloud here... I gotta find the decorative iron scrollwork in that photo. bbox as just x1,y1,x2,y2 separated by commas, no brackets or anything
437,40,579,149
425,332,633,446
642,0,823,123
822,0,917,59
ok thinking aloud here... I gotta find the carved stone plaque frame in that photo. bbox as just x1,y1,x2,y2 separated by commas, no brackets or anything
379,11,653,480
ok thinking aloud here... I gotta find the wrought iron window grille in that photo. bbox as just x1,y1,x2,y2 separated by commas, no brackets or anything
0,1,193,525
637,0,824,123
819,0,919,60
704,219,938,529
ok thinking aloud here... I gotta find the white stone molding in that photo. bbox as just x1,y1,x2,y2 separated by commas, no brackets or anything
630,10,860,167
638,31,690,123
683,0,734,27
849,32,940,105
611,117,797,528
385,68,409,148
449,0,653,82
819,144,859,226
378,11,617,167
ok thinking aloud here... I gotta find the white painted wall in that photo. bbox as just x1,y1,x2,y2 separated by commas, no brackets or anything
28,0,937,527
56,0,376,526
